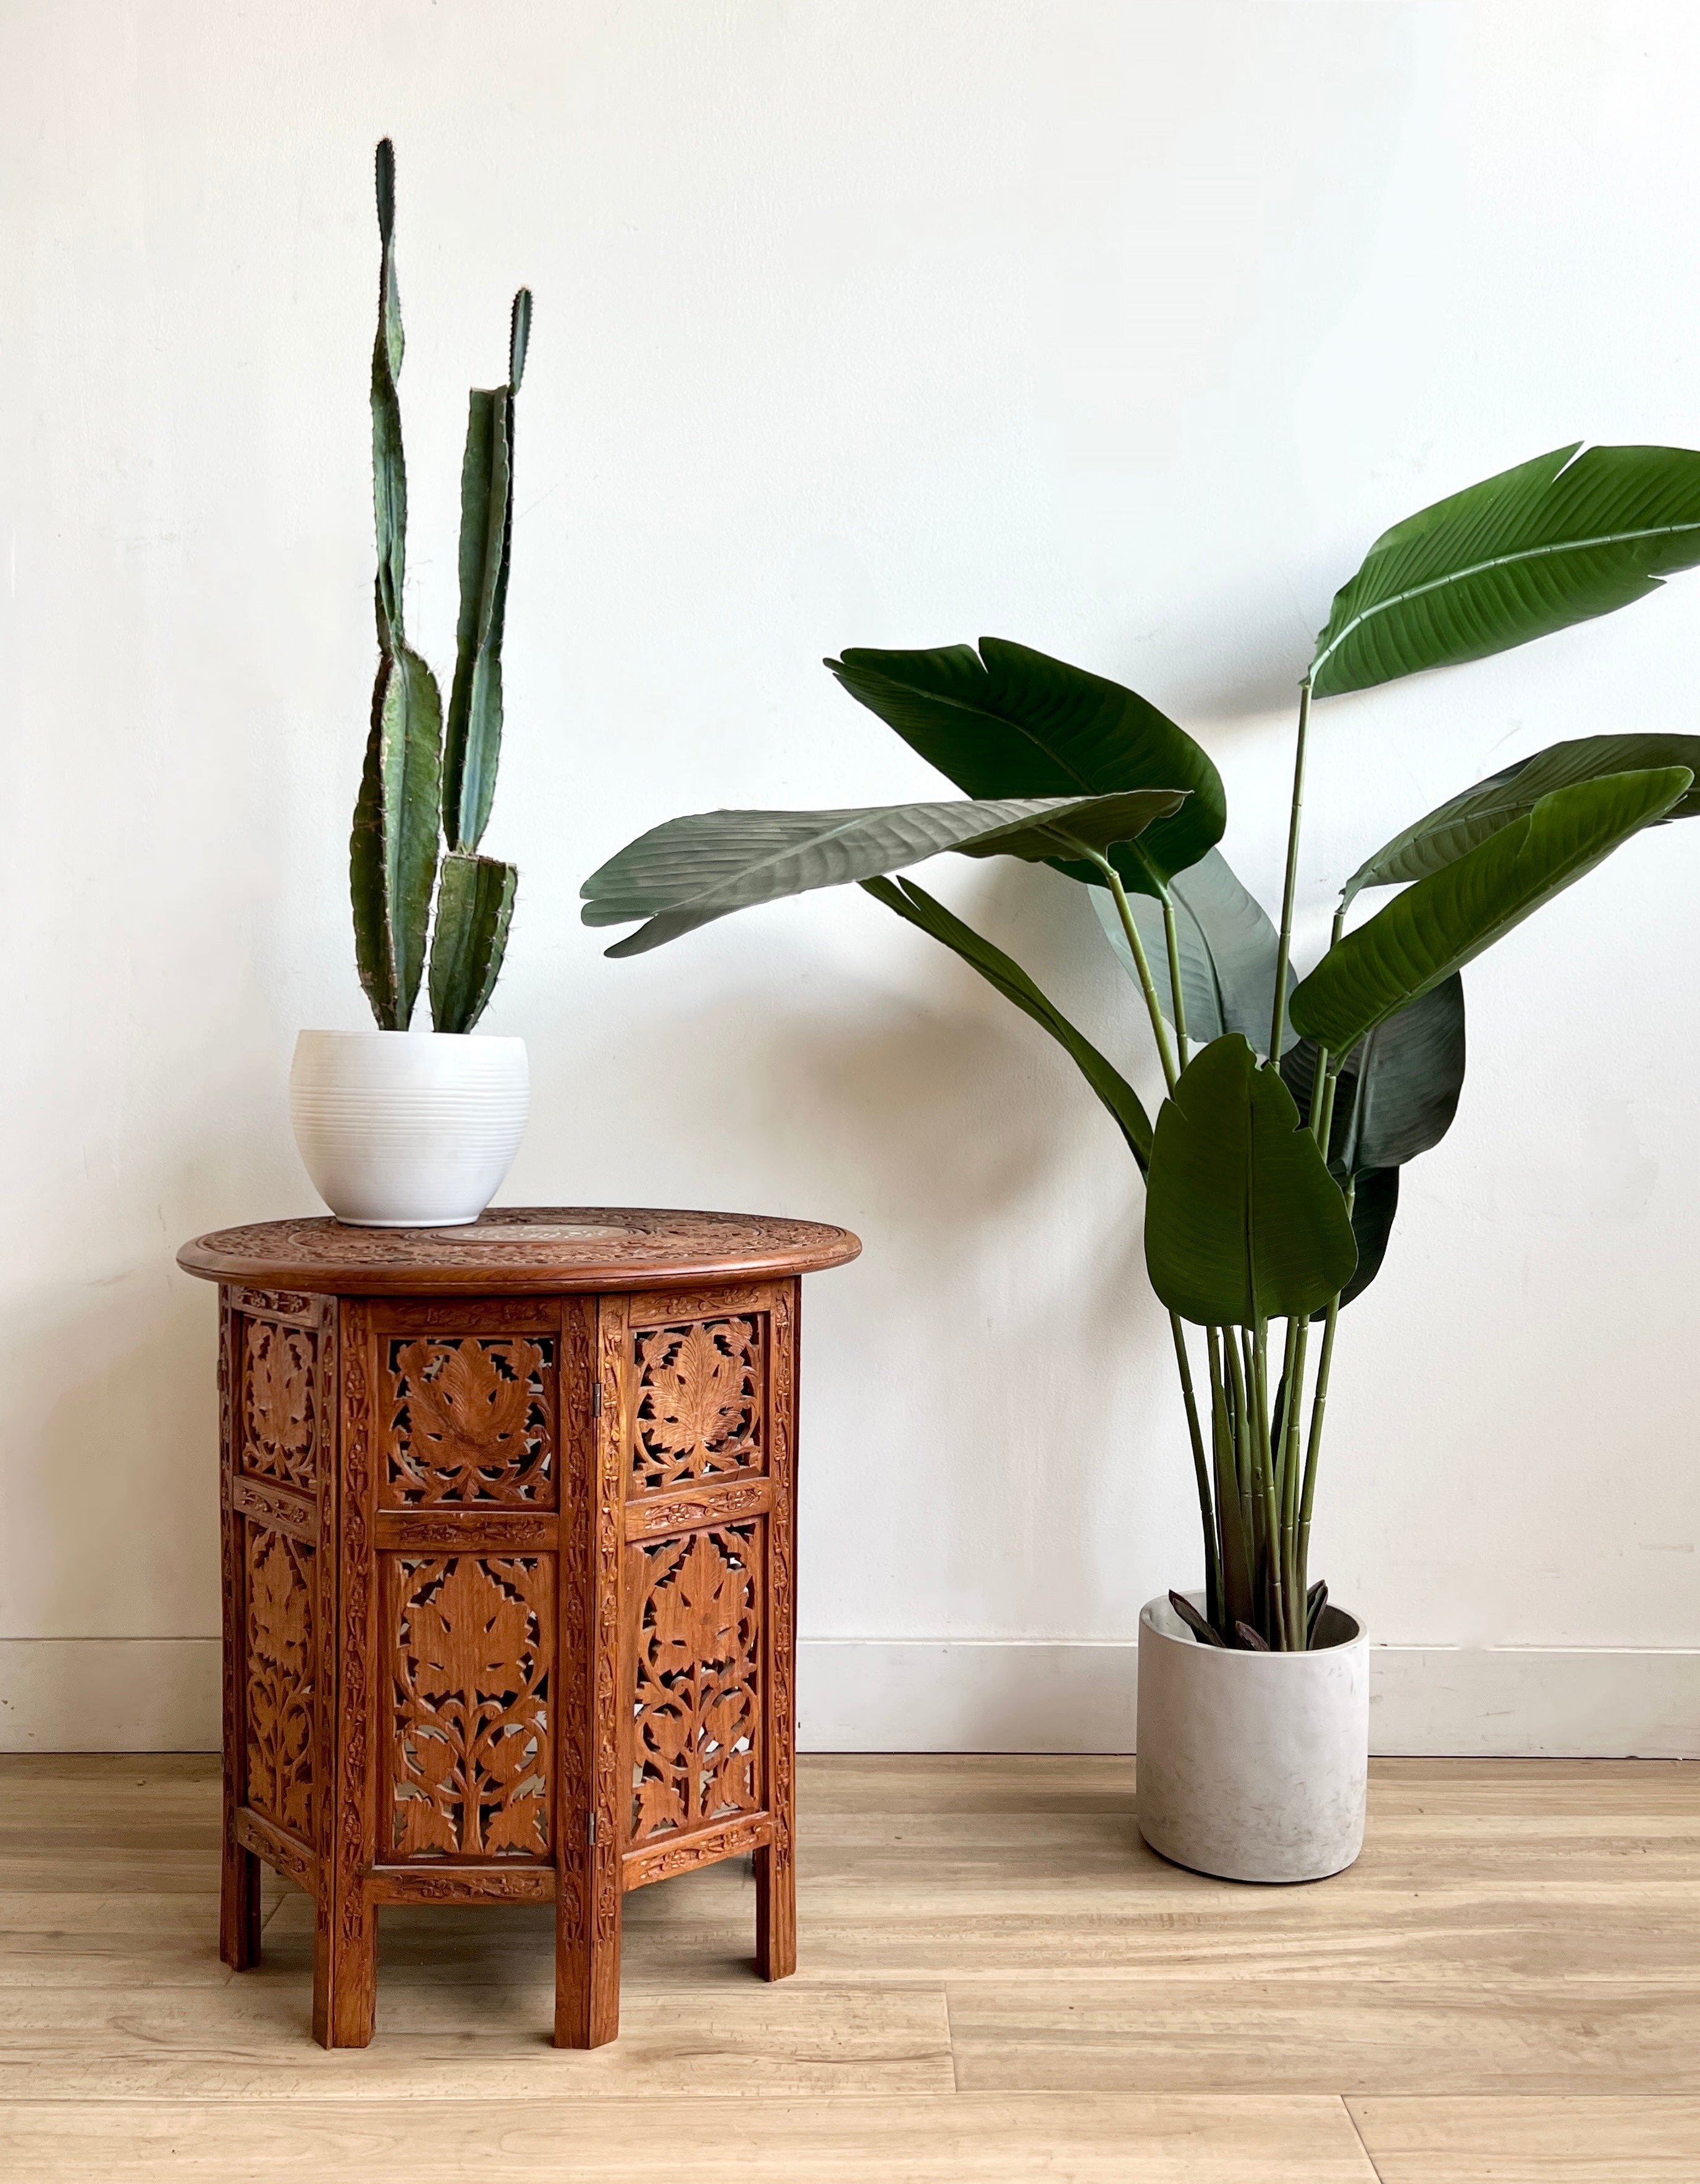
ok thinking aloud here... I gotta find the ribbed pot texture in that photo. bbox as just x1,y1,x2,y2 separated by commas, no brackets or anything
1135,1590,1369,1883
289,1030,529,1227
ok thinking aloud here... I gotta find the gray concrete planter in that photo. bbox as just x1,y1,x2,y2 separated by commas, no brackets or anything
1135,1591,1368,1883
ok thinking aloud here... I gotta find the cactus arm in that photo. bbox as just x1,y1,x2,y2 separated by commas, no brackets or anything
443,287,530,852
351,645,444,1028
371,138,406,650
429,852,518,1033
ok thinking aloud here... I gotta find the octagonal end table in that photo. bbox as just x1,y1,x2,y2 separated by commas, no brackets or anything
177,1205,860,2048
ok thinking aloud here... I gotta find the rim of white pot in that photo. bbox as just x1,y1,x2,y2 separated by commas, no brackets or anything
295,1027,526,1046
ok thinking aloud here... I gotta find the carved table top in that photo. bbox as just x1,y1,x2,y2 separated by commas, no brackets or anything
177,1205,862,1297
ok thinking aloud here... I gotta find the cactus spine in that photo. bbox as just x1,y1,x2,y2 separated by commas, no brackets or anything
349,138,526,1035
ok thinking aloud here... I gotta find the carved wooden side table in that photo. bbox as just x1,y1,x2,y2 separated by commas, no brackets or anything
177,1207,860,2049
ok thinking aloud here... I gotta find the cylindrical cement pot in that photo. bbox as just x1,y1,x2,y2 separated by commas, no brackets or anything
290,1030,529,1227
1135,1591,1368,1883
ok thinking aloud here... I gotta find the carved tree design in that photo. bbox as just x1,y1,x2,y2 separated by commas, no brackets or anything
632,1318,763,1493
390,1556,552,1857
245,1525,314,1839
242,1320,316,1490
386,1337,555,1506
630,1524,761,1844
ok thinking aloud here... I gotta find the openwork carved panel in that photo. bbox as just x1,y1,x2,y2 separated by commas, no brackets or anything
631,1318,764,1494
384,1336,557,1507
245,1524,314,1841
389,1554,553,1858
241,1319,317,1490
629,1523,762,1845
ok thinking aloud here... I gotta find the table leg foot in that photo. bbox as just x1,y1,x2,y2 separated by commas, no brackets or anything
755,1841,794,1981
219,1837,262,1971
554,1867,621,2047
313,1896,377,2048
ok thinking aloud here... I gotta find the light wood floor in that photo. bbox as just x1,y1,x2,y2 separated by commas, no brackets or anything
0,1755,1696,2181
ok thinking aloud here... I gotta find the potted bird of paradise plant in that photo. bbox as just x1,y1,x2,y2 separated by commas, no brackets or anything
583,442,1700,1879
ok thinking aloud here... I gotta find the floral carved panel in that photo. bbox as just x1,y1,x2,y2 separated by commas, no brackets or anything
384,1336,557,1507
241,1319,317,1491
389,1554,553,1858
245,1524,314,1842
629,1522,762,1845
631,1318,764,1495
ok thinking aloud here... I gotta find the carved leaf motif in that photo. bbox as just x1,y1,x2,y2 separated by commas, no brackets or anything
387,1337,554,1505
631,1525,760,1844
633,1318,762,1492
242,1322,316,1489
245,1526,314,1839
391,1555,552,1857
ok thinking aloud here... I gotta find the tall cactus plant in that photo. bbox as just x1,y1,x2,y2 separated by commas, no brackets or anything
349,138,526,1034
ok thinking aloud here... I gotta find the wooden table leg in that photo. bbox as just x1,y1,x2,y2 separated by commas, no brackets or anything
219,1813,262,1971
313,1881,377,2047
554,1849,621,2047
754,1840,795,1981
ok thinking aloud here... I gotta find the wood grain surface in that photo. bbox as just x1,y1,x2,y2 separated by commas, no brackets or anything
1,1752,1694,2180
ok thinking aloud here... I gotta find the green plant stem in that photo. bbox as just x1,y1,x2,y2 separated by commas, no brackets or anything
1227,1326,1251,1523
1279,1316,1311,1647
1267,677,1312,1064
1094,855,1179,1093
1132,841,1189,1070
1171,1315,1221,1630
1295,1174,1352,1620
1251,1318,1286,1645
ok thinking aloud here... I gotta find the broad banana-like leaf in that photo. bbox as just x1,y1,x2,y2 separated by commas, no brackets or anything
1341,733,1700,906
1090,847,1298,1058
1288,768,1691,1054
350,644,442,1028
827,638,1224,895
1310,444,1700,698
581,790,1186,957
1282,975,1466,1176
1143,1035,1358,1328
444,290,531,854
862,875,1154,1170
1281,978,1464,1318
371,138,406,651
429,852,518,1035
1332,1166,1399,1315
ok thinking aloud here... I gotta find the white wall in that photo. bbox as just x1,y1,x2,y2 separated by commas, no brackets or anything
4,0,1698,1752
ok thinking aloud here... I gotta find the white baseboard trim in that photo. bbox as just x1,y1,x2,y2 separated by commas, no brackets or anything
794,1639,1699,1758
0,1639,222,1754
2,1635,1694,1758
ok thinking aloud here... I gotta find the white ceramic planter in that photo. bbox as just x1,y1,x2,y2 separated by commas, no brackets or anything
289,1030,529,1227
1135,1591,1368,1883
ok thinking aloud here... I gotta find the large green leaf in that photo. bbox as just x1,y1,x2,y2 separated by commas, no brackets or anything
581,790,1186,956
371,138,406,651
862,876,1153,1170
1341,734,1700,906
1289,769,1691,1055
1143,1035,1358,1328
429,853,518,1035
1090,847,1297,1058
1335,1166,1399,1315
350,644,444,1028
1280,977,1465,1317
1310,444,1700,699
1282,975,1466,1177
827,638,1225,895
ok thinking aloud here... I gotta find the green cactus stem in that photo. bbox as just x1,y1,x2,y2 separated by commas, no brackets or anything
429,851,519,1034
